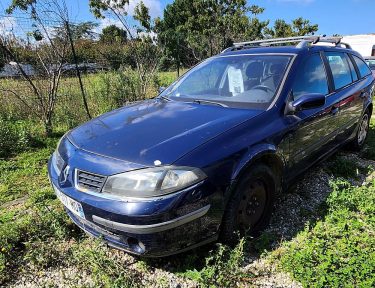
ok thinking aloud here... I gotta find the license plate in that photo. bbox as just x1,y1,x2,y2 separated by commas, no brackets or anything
53,184,85,219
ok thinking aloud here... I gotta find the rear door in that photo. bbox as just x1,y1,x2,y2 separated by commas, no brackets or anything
288,52,342,177
324,51,364,141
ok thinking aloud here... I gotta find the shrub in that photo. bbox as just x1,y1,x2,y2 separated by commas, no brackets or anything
0,119,31,158
184,239,253,287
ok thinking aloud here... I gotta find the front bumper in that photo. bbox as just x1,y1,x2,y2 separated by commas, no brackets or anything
48,154,222,257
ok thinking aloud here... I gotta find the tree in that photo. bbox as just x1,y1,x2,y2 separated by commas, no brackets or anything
265,17,318,38
155,0,269,69
2,0,73,135
100,25,127,44
55,21,99,41
89,0,162,99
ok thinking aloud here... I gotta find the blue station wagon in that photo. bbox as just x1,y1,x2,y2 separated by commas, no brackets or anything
48,36,374,257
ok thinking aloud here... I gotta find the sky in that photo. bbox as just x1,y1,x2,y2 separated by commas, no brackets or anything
0,0,375,37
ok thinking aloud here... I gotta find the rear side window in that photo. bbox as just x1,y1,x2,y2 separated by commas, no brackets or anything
326,52,353,90
347,54,358,82
352,55,372,78
292,53,329,99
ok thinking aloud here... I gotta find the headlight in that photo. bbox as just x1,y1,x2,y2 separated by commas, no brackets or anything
51,133,68,175
102,166,206,198
51,150,65,176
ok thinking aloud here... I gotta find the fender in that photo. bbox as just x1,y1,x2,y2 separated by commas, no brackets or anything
231,142,287,182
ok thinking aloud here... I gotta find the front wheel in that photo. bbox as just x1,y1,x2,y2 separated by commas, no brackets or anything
350,110,370,150
220,164,277,244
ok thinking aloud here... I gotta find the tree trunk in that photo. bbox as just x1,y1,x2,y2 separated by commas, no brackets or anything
44,119,53,137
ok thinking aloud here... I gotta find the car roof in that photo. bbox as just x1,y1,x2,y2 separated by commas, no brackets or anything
220,45,361,58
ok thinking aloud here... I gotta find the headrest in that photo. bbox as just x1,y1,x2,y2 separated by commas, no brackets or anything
270,63,284,74
246,62,263,78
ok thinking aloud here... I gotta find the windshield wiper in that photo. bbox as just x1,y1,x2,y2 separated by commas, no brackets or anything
193,99,228,107
159,95,172,102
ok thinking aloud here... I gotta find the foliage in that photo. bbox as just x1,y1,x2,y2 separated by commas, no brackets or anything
89,0,162,99
155,0,267,67
2,0,72,136
265,17,318,38
0,119,31,158
94,68,157,108
324,156,363,179
279,179,375,287
72,240,143,287
156,0,318,68
0,138,77,283
100,25,127,44
55,22,99,41
183,239,252,287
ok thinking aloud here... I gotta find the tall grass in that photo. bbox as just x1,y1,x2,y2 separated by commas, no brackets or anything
0,70,177,132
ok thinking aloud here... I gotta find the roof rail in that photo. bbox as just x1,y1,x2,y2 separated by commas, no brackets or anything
222,36,352,53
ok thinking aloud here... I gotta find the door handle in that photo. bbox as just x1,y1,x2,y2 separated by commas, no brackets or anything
360,90,368,98
331,107,339,115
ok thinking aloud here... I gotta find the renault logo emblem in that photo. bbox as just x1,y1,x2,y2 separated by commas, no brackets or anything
61,165,70,183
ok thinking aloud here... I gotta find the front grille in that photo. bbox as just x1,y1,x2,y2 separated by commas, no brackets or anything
76,169,106,193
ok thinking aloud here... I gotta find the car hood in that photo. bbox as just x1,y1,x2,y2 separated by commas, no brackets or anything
68,99,262,166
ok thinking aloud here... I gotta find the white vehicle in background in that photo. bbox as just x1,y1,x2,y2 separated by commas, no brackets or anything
342,34,375,57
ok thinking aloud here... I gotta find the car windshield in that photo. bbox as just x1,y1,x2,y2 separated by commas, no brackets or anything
365,59,375,70
160,54,292,109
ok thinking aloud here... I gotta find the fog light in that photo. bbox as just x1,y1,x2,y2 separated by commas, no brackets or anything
127,237,145,254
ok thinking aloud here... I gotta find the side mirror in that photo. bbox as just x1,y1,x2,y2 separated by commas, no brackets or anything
286,93,326,114
158,86,166,94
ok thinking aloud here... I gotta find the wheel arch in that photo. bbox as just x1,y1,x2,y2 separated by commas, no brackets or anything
230,144,286,194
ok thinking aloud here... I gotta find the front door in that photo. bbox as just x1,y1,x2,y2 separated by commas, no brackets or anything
287,52,341,179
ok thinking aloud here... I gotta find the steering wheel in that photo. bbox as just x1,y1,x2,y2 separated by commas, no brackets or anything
252,85,275,93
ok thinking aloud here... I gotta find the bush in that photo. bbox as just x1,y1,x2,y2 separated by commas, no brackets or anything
0,119,31,158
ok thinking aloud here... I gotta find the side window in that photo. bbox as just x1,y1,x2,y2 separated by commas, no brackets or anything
292,53,329,100
347,54,358,82
326,52,353,90
352,55,372,78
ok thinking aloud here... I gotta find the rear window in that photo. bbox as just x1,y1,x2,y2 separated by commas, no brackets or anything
353,55,372,78
326,52,353,90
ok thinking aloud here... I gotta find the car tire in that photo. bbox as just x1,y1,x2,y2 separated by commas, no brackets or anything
350,110,371,151
220,164,277,245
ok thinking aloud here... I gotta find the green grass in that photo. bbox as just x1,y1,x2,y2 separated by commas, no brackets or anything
278,179,375,287
274,117,375,287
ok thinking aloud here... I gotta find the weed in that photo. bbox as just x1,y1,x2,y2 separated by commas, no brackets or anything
325,156,365,179
72,240,143,287
279,179,375,287
183,239,254,287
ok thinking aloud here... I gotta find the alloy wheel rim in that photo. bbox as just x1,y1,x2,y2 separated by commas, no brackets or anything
358,114,369,145
237,179,267,233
